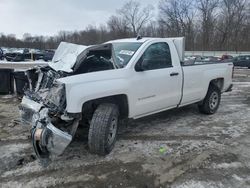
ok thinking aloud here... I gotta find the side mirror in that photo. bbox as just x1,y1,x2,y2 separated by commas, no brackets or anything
135,57,149,72
135,57,144,72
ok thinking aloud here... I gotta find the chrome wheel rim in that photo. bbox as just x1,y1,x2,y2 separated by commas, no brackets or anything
107,117,118,145
209,92,219,110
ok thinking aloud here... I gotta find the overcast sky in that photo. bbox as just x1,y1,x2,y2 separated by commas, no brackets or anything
0,0,157,39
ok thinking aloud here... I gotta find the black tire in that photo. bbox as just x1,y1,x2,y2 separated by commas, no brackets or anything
88,103,119,155
198,84,221,114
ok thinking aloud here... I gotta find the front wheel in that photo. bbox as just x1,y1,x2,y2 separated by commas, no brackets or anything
88,103,119,155
198,84,221,114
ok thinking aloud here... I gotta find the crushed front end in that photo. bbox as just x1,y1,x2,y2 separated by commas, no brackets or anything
19,66,80,162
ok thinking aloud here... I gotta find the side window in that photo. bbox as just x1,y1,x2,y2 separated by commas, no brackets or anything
140,42,172,71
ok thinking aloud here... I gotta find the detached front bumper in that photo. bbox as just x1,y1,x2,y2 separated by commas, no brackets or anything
19,97,73,159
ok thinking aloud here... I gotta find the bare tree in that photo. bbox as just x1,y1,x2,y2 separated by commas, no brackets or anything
0,0,250,51
140,20,159,37
107,15,130,38
159,0,196,50
196,0,218,50
216,0,248,50
118,0,154,36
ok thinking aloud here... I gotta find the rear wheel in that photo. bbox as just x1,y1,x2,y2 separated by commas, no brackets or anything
198,84,221,114
88,103,119,155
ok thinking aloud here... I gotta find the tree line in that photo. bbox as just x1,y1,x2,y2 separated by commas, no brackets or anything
0,0,249,51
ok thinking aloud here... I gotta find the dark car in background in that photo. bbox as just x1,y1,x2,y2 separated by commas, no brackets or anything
221,54,234,61
0,48,4,60
5,48,45,61
233,55,250,69
43,49,55,61
30,49,44,60
201,56,221,62
5,49,26,62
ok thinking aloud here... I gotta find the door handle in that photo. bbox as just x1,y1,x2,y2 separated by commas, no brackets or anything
170,72,179,76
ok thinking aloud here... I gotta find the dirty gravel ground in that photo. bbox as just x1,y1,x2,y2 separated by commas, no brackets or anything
0,68,250,188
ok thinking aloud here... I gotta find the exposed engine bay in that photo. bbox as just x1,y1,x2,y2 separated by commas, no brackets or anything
19,42,115,163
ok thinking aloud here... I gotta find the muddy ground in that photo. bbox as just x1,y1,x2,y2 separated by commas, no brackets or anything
0,68,250,188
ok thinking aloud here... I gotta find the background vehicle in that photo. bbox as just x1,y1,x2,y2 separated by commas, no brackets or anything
233,55,250,68
5,48,45,61
19,38,233,162
221,54,233,61
184,55,222,65
30,49,44,60
200,56,221,62
5,49,25,61
0,48,4,60
43,49,55,61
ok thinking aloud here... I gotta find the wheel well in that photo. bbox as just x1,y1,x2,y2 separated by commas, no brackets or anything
209,78,224,91
82,94,129,120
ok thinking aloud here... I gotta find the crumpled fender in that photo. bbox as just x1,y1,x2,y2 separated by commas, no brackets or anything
19,96,79,163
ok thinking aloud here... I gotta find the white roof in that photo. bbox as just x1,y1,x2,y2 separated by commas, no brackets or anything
107,37,183,44
107,37,152,43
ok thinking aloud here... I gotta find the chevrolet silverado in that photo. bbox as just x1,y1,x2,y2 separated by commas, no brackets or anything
19,37,233,162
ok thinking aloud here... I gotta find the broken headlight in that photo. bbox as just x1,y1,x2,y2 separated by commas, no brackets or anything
43,81,66,113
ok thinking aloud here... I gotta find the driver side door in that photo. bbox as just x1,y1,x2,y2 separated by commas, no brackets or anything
129,42,182,118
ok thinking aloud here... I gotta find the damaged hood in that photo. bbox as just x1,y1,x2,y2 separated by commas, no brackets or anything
49,42,88,73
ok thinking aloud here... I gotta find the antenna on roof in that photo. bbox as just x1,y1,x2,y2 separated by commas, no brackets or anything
136,35,142,40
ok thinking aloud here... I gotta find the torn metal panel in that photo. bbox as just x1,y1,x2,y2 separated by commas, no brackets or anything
48,42,115,73
42,123,72,156
21,96,43,113
49,42,88,73
20,93,80,160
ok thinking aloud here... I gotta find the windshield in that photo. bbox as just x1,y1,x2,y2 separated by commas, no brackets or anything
112,42,143,68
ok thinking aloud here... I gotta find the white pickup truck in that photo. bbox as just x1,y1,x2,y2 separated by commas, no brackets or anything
19,37,233,161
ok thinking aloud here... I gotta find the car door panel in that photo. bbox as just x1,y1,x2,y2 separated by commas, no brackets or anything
129,42,182,117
